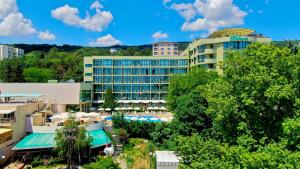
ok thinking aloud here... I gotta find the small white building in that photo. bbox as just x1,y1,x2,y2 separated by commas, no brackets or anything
155,151,180,169
0,45,24,60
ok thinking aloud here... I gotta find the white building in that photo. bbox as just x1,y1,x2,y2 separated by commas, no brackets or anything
0,83,92,113
155,151,180,169
0,45,24,60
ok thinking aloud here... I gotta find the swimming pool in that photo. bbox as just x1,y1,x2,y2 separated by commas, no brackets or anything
104,115,162,122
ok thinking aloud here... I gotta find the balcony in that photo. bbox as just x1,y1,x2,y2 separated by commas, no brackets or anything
204,49,215,54
199,58,216,65
0,118,15,127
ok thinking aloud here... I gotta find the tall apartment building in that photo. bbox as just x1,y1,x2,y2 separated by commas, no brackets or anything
84,56,189,106
0,45,24,60
181,28,271,73
84,28,271,106
153,42,179,56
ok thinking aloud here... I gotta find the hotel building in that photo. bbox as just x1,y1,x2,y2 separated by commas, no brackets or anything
153,42,179,56
84,56,189,106
181,28,271,73
0,45,24,60
84,28,271,107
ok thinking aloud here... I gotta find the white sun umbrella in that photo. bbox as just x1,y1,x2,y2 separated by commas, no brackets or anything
98,108,105,111
130,117,138,121
127,107,133,110
105,108,112,111
139,117,148,121
114,107,121,111
50,114,69,121
75,112,89,118
120,107,127,111
147,107,153,110
134,107,140,111
160,107,167,111
89,112,100,117
153,106,160,110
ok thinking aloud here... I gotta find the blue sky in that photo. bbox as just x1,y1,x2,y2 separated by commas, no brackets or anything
0,0,299,46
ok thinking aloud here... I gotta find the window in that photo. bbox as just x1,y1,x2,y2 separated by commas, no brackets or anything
161,52,164,55
85,73,92,76
85,64,92,68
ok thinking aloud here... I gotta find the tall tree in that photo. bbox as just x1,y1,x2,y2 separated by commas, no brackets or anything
205,43,300,142
102,89,117,110
23,67,54,82
55,116,92,168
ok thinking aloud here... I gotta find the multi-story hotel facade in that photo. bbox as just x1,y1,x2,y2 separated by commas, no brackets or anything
84,56,189,106
84,28,271,107
181,28,271,73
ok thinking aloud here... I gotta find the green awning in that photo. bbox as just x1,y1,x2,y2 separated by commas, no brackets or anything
13,130,111,151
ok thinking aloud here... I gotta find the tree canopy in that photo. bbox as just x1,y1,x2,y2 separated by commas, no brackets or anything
151,43,300,168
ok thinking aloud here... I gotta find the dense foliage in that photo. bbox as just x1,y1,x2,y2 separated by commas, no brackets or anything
152,43,300,168
112,114,156,139
83,156,120,169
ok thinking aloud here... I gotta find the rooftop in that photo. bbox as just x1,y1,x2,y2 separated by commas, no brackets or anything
209,28,263,38
13,129,111,151
155,151,179,163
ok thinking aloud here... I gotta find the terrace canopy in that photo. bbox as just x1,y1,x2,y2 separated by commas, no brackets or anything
12,130,111,151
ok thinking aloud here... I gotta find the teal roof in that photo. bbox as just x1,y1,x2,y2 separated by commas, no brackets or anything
13,130,111,151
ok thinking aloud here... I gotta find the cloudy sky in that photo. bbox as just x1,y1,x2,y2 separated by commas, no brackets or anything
0,0,298,46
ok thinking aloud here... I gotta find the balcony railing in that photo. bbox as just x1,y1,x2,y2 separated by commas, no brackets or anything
0,118,15,126
199,58,216,64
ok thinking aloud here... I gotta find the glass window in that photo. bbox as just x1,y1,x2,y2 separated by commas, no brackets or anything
178,60,188,66
85,64,92,68
170,60,178,66
85,73,92,76
102,60,112,66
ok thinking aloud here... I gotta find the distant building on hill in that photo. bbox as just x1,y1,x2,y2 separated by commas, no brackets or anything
153,42,179,56
0,45,24,60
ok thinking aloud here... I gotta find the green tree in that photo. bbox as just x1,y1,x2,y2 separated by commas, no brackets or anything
83,156,120,169
175,135,300,169
23,67,54,82
205,43,300,142
102,89,117,110
0,58,25,82
55,116,92,168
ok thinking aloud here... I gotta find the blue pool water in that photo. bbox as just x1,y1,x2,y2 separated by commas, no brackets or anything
105,115,161,122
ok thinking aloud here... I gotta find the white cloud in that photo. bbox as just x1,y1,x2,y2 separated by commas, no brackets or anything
0,0,36,36
51,1,113,32
171,3,197,21
168,0,247,34
38,30,56,41
152,31,169,40
89,34,122,47
90,1,103,10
